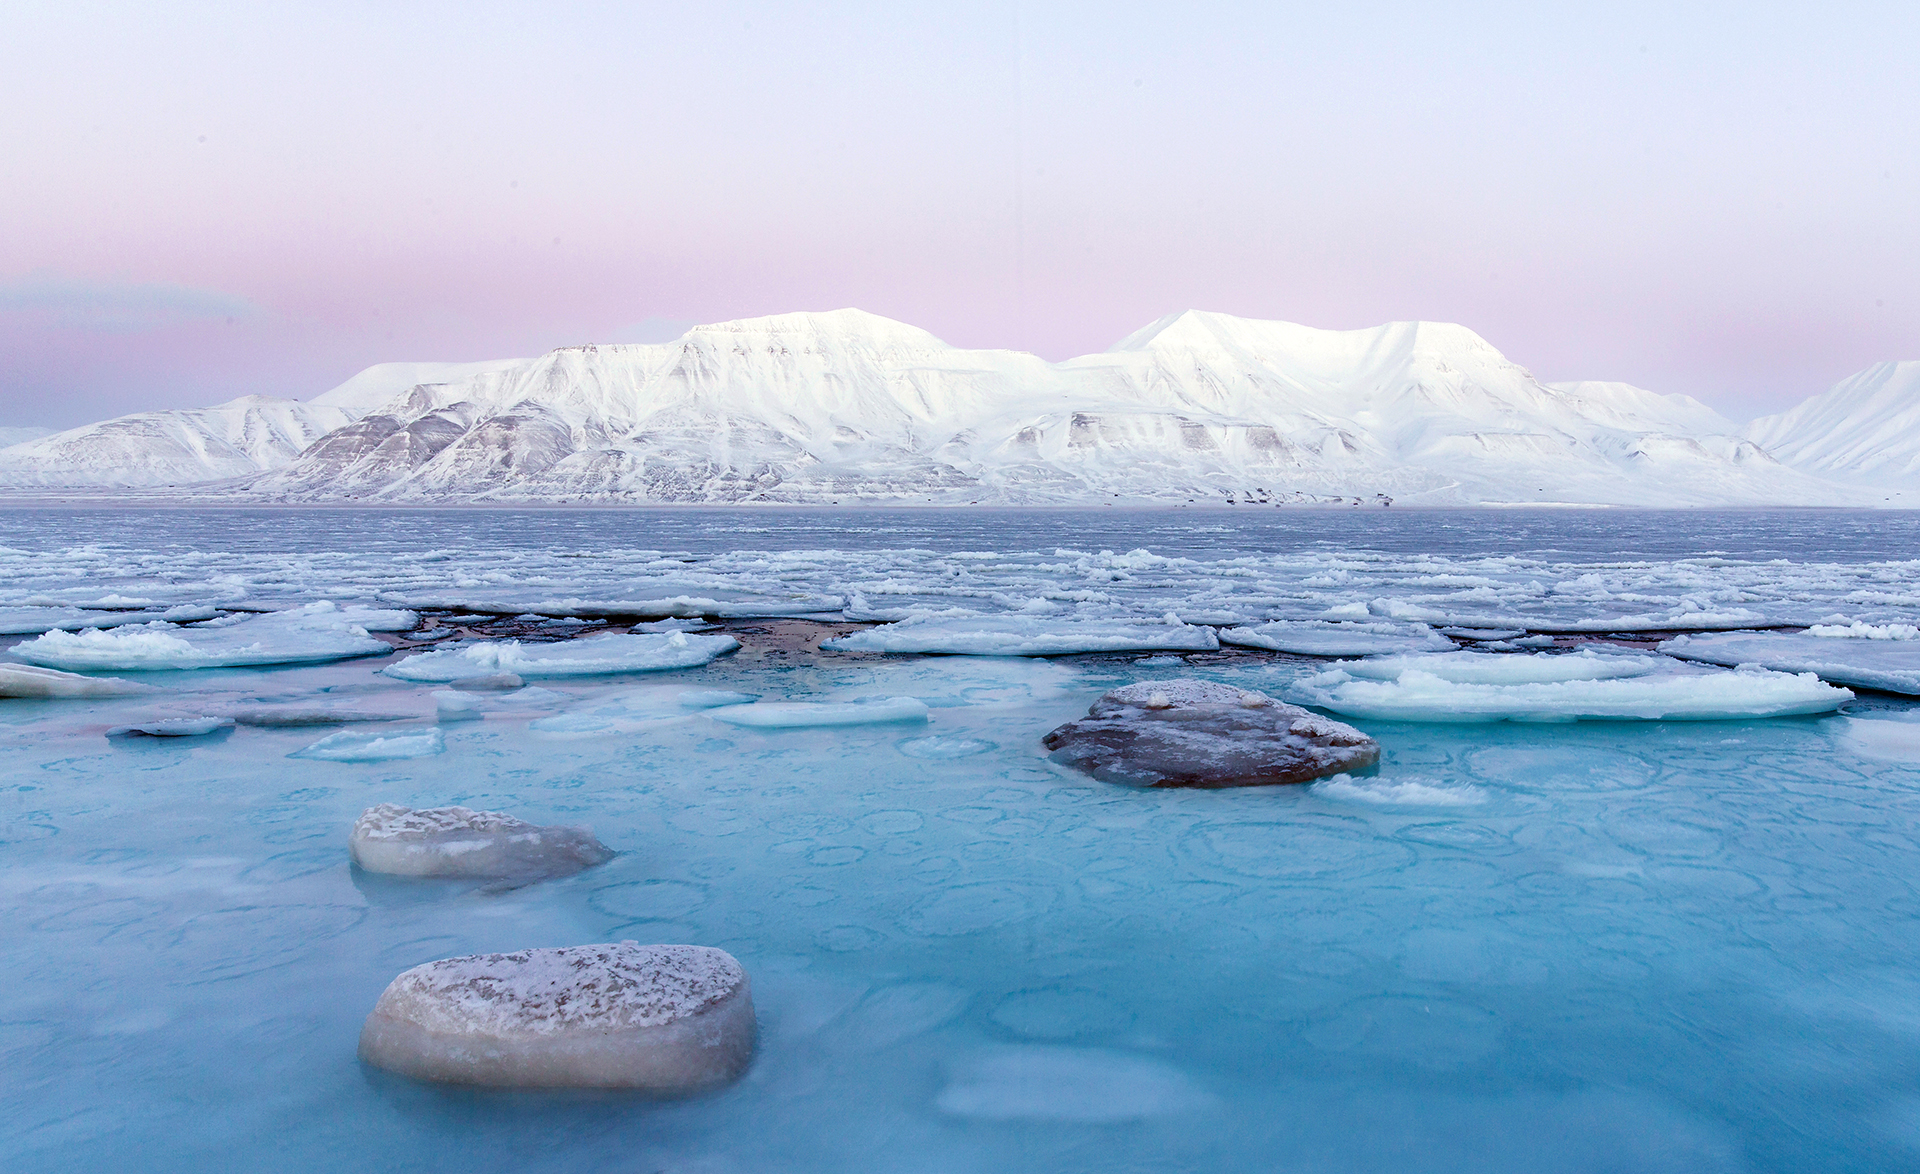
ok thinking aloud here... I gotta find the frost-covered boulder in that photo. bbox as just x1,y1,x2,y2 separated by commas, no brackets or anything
0,663,159,698
349,803,614,879
1042,678,1378,788
358,942,754,1091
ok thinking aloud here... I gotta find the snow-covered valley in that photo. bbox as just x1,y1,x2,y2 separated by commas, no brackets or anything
3,310,1909,506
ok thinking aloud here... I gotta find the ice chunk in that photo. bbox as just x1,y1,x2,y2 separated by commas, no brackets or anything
936,1046,1213,1122
822,614,1219,656
898,735,996,759
678,690,761,709
450,672,525,690
358,943,753,1090
291,728,446,761
105,716,234,737
0,663,159,698
706,697,931,728
382,632,738,681
1660,632,1920,695
1221,620,1456,657
433,691,484,722
1043,679,1379,788
1311,774,1485,807
10,602,394,671
229,706,410,727
1294,664,1850,722
1843,718,1920,761
1332,650,1663,684
349,803,613,879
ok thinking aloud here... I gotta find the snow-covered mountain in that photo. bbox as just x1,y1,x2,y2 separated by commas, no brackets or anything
245,308,1856,506
0,395,357,487
0,426,53,448
1745,362,1920,501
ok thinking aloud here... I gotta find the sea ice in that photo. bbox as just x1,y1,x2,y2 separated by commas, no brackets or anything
1659,631,1920,695
433,691,484,721
105,716,234,737
1330,649,1664,684
382,631,738,681
821,614,1219,656
290,728,446,761
706,697,931,728
898,735,996,759
1293,664,1851,722
936,1046,1214,1122
1311,774,1486,807
678,690,761,708
1220,620,1456,657
357,942,754,1090
229,705,410,727
1043,678,1379,788
0,603,220,635
0,663,159,698
9,602,399,671
348,803,613,879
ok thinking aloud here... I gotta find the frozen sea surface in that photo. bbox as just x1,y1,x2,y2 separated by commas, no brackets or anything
3,508,1920,1173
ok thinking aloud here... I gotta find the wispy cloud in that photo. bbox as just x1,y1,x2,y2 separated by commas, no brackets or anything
0,274,261,333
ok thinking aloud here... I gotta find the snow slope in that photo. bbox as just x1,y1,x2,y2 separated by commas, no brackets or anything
244,309,1860,506
0,396,355,487
0,426,53,448
1744,362,1920,499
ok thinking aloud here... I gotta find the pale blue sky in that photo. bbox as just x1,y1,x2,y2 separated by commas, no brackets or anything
2,1,1915,426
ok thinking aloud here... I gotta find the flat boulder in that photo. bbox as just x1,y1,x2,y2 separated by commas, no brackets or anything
349,803,613,880
1042,678,1378,788
359,942,754,1091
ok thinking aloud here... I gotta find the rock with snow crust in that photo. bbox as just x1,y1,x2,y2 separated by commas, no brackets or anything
357,942,754,1091
1042,678,1378,788
349,803,614,880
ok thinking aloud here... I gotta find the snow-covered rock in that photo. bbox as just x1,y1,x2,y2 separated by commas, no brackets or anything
705,697,930,728
348,803,613,879
0,663,159,698
9,602,398,670
1659,630,1920,695
1042,678,1379,788
1219,620,1455,657
823,615,1220,656
381,631,738,681
1293,662,1851,722
358,942,754,1090
1745,362,1920,496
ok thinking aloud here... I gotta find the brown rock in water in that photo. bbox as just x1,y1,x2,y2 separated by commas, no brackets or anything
1042,678,1378,788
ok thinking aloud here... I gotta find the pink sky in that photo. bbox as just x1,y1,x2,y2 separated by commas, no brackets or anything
3,1,1916,428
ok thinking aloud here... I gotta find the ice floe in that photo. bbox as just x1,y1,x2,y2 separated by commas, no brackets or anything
105,716,234,737
0,603,220,635
382,631,738,681
349,803,613,879
1220,620,1457,657
0,663,159,698
1329,649,1664,684
229,704,410,727
9,602,402,671
1293,662,1851,722
822,614,1219,656
678,690,761,708
706,697,931,728
291,728,446,761
1311,774,1486,807
1044,678,1379,787
358,942,754,1090
1660,631,1920,695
